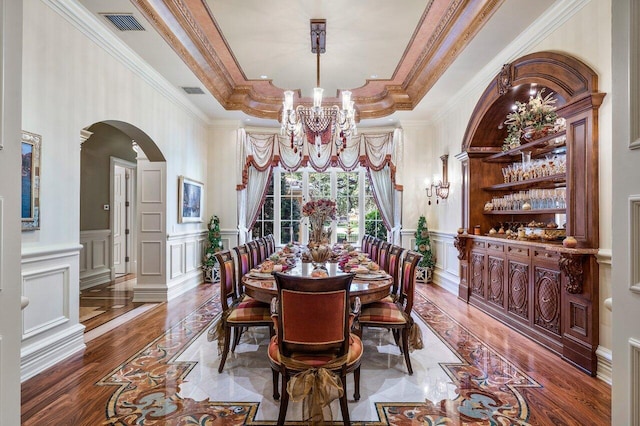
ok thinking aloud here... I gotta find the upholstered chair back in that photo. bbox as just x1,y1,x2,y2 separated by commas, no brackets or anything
398,251,423,314
369,238,382,262
387,245,405,297
257,238,269,263
265,234,276,256
273,272,354,356
247,240,260,268
214,250,237,311
362,235,371,255
233,244,252,292
378,241,391,271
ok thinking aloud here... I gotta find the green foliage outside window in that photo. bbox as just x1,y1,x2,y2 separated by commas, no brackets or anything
365,210,387,240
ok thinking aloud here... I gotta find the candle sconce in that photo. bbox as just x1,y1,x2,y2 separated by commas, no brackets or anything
425,154,450,205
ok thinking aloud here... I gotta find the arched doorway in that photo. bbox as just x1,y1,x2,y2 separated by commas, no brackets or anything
79,121,167,328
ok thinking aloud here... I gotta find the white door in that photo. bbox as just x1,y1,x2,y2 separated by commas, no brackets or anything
0,0,23,422
612,1,640,424
113,165,126,276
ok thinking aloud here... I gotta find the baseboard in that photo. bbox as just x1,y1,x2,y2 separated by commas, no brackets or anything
20,324,86,382
432,268,458,295
80,268,111,290
132,269,203,303
596,345,612,385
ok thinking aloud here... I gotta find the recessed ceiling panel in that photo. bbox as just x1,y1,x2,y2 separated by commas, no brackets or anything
207,0,427,97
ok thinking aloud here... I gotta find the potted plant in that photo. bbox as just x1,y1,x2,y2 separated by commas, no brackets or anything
415,215,436,283
203,215,223,283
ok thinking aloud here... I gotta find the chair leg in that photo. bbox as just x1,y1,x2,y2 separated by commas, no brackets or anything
217,325,232,373
272,369,280,400
392,328,401,350
277,373,289,426
353,366,361,401
402,328,413,375
338,375,351,425
231,327,243,352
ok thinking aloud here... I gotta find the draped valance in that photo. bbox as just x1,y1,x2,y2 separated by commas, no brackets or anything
237,130,403,190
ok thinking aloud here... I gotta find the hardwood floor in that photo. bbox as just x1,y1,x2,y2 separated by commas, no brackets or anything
21,282,611,425
79,274,142,331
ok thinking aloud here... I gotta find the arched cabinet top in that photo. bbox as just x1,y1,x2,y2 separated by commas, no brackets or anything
461,51,601,152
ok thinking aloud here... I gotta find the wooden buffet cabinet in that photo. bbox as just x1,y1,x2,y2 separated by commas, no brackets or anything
454,52,605,375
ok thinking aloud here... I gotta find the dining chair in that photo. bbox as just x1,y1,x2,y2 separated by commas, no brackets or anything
213,250,273,373
377,241,392,272
369,238,382,263
361,235,371,255
247,240,261,268
268,272,361,425
257,237,269,263
265,234,276,256
357,250,423,375
383,245,406,302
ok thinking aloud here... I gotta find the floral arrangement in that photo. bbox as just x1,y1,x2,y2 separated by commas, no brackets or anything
503,88,558,150
302,198,337,244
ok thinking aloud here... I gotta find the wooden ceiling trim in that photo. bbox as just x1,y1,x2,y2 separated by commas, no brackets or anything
132,0,504,121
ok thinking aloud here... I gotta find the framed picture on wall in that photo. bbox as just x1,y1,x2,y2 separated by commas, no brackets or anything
22,131,41,231
178,175,203,223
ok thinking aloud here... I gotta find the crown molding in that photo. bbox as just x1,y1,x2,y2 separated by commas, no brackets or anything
41,0,211,125
431,0,592,124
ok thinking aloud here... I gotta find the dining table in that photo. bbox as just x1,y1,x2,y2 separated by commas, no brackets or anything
242,260,393,305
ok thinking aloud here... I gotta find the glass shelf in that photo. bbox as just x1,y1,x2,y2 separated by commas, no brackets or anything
483,173,566,191
484,208,565,215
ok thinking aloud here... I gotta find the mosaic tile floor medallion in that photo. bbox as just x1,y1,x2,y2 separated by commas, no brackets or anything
97,287,540,425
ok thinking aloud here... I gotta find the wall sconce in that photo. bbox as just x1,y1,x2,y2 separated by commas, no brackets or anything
425,154,450,205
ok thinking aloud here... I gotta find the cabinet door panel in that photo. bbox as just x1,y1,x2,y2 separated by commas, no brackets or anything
488,256,505,309
470,251,485,298
508,260,529,321
534,265,561,336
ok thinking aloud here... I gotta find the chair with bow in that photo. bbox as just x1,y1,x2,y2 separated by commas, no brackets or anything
268,272,362,425
356,250,423,375
212,250,273,373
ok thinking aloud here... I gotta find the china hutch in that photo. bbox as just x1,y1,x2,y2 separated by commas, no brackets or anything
454,52,605,375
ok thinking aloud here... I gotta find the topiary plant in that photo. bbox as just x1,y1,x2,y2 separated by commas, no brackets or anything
203,215,223,282
415,215,435,270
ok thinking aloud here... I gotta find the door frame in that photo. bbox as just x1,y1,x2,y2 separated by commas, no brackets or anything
110,157,137,280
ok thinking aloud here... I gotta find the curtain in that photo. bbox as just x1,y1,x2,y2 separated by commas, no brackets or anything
237,131,276,243
237,129,403,241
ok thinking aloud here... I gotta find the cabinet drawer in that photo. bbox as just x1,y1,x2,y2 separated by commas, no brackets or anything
534,249,560,262
507,245,529,257
487,242,504,252
473,241,486,249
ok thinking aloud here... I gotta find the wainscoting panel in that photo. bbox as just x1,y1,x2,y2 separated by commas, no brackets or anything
400,229,459,295
170,243,184,280
140,212,162,233
79,230,111,289
631,197,640,293
20,245,85,381
185,241,198,273
22,265,70,339
140,169,163,203
140,241,162,276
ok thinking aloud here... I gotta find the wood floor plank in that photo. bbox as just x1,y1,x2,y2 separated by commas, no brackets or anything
21,282,611,425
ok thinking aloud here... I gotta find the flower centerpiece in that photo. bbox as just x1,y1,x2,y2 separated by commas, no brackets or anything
503,88,559,151
302,198,337,265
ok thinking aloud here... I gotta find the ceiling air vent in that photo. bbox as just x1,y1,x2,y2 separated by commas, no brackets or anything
182,87,205,95
101,14,145,31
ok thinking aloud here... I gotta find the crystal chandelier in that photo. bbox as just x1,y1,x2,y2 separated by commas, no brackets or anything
280,19,357,157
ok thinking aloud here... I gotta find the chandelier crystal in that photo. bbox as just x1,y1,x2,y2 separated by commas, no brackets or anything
280,19,357,157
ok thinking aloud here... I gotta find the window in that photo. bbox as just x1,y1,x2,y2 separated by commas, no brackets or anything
251,167,386,245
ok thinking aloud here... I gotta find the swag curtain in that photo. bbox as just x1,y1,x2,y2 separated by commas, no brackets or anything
236,129,403,244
